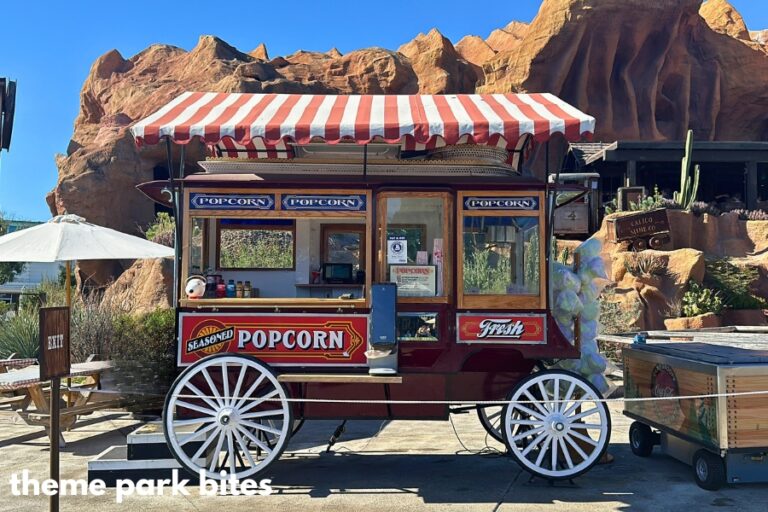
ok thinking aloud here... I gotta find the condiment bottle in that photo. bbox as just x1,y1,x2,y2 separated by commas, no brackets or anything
243,281,252,298
216,282,226,298
226,279,236,298
236,281,243,298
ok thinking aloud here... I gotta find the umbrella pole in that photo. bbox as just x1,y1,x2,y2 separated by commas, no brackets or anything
65,261,71,308
64,261,72,411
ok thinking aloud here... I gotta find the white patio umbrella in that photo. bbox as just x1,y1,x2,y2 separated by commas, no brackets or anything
0,214,174,306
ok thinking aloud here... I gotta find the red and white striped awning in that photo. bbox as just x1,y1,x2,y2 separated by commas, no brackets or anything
130,92,595,158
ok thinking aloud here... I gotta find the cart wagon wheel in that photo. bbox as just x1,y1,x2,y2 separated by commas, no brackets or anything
648,235,665,250
629,421,659,457
477,405,505,443
163,354,293,481
631,239,648,251
477,366,545,443
502,369,610,481
692,449,726,491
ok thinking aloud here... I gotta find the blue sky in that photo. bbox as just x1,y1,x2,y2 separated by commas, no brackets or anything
1,0,766,221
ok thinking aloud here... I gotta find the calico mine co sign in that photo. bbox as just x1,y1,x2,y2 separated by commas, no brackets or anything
178,313,368,366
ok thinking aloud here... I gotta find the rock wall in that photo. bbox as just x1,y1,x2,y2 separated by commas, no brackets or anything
478,0,768,141
49,0,768,292
592,211,768,331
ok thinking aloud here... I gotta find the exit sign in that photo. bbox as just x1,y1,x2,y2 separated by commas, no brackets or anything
39,307,70,380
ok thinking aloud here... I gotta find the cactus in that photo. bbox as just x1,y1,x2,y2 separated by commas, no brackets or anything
673,129,700,210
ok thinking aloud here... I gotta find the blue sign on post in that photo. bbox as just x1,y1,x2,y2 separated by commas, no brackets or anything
463,196,539,211
189,193,276,210
281,194,367,212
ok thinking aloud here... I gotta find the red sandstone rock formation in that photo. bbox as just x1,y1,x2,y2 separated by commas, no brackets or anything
485,21,529,52
49,0,768,294
479,0,768,142
700,0,750,40
751,30,768,46
455,35,496,67
397,28,476,93
249,43,269,60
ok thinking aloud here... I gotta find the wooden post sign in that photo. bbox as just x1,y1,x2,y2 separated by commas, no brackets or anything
39,306,70,512
39,306,70,380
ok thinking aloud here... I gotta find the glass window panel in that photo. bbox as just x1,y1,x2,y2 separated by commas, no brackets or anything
384,197,446,297
462,216,539,295
396,313,439,342
190,218,205,275
325,231,363,270
218,222,294,270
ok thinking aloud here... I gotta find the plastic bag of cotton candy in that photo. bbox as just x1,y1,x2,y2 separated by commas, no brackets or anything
552,262,583,331
550,239,612,395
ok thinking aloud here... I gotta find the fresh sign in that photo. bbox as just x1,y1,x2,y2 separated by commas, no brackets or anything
457,314,546,344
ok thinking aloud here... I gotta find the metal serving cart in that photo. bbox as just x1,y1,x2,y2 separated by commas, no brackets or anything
624,337,768,490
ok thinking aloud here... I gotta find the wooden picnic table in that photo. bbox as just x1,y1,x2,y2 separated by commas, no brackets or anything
0,357,37,373
0,360,115,446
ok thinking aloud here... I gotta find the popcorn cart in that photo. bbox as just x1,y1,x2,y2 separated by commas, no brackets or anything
131,92,610,483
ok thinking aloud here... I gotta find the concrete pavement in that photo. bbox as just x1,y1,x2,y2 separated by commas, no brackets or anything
0,404,766,511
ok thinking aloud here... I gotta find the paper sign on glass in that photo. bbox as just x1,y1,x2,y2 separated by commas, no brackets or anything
387,237,408,264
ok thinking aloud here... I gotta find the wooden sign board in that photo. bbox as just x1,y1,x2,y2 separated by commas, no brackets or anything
39,307,70,380
610,208,670,242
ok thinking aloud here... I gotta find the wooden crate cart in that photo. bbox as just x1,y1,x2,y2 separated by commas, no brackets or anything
624,341,768,490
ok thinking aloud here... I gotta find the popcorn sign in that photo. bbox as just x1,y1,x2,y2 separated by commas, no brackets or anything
178,313,368,366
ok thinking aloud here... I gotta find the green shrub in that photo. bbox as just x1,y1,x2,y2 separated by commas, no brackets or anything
219,228,293,269
598,285,641,334
629,188,663,212
144,212,175,248
681,281,724,317
729,209,768,221
463,248,513,294
0,308,39,358
704,259,768,310
624,252,667,278
19,280,65,311
70,292,128,362
111,308,177,396
690,201,721,217
605,185,682,214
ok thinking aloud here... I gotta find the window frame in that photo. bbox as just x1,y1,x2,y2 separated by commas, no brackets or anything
188,217,209,275
320,223,367,271
215,219,297,271
179,187,373,308
457,190,546,310
376,191,454,304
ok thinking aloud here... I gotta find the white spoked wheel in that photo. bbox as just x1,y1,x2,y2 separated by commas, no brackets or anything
477,406,505,443
503,369,610,481
163,354,293,480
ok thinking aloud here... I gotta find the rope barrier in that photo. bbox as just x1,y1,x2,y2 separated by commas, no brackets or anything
62,386,768,406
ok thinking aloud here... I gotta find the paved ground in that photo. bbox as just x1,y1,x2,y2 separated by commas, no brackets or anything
1,404,766,511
